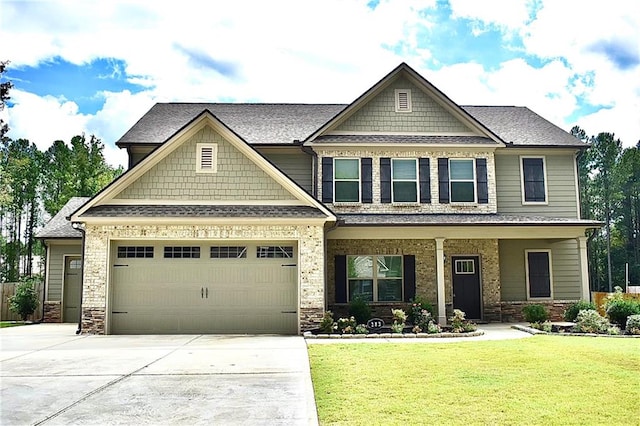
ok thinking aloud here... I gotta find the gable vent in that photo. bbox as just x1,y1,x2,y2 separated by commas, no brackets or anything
395,89,412,112
196,143,218,173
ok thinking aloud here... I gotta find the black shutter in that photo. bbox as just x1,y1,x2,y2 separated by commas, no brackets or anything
403,255,416,302
361,158,372,203
476,158,488,204
335,255,347,303
380,157,391,203
438,158,449,204
419,158,431,203
322,157,333,203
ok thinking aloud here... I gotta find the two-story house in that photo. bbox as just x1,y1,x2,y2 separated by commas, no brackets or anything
37,63,600,334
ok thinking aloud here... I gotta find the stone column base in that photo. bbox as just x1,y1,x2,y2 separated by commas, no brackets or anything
300,307,324,332
81,307,106,334
43,301,62,323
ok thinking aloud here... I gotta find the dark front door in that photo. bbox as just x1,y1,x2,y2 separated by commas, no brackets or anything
452,256,481,320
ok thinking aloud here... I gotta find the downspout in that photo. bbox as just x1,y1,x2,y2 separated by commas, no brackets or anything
71,223,86,335
40,242,48,323
300,143,318,198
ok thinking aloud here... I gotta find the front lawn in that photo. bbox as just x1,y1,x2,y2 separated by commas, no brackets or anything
308,336,639,425
0,321,27,328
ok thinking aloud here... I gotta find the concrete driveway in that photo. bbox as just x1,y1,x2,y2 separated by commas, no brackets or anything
0,324,318,426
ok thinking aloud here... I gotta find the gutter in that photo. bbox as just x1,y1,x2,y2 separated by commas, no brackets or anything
71,223,86,335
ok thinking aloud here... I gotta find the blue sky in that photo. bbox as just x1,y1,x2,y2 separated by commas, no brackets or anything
1,0,638,167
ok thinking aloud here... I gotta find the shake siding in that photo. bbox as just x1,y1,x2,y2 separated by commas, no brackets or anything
499,239,581,301
115,126,295,201
261,152,313,193
335,77,472,133
495,153,578,217
47,243,81,301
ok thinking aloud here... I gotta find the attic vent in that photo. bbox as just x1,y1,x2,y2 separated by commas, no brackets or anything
395,89,412,112
196,143,218,173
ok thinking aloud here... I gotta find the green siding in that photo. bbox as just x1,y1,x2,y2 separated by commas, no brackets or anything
115,126,296,201
499,239,581,301
495,153,578,217
46,243,82,301
335,77,472,133
261,152,312,193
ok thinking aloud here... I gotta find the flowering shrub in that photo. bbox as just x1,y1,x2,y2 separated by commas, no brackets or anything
354,324,369,334
336,316,357,334
410,305,441,334
449,309,477,333
563,300,596,322
625,315,640,335
319,311,335,333
391,309,407,333
572,309,613,334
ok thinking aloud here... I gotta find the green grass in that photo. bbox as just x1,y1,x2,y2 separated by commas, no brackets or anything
308,336,639,425
0,321,27,328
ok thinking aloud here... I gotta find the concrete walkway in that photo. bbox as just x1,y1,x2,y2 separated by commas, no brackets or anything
0,324,318,426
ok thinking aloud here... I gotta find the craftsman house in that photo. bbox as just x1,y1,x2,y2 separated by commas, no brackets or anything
37,63,600,334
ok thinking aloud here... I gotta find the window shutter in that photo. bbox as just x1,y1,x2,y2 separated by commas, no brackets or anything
438,158,450,203
403,255,416,302
361,158,372,203
419,158,431,203
380,157,391,203
335,255,347,303
322,157,333,203
476,158,488,204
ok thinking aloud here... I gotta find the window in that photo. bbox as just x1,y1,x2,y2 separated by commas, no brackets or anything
392,159,418,202
164,246,200,258
395,89,412,112
69,259,82,269
449,159,476,202
257,246,294,258
347,255,403,302
455,259,475,274
196,143,218,173
117,246,154,258
526,250,552,299
521,157,547,203
210,246,247,259
334,158,360,202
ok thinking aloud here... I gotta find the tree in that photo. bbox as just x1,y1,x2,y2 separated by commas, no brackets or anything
0,60,12,139
8,276,40,321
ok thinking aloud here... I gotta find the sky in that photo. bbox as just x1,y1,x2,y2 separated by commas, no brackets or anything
1,0,639,168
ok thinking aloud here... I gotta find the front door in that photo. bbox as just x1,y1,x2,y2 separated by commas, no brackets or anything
452,256,481,320
63,256,82,322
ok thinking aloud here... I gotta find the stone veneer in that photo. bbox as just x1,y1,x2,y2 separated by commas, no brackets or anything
43,301,62,323
81,223,325,334
327,238,502,323
501,301,574,322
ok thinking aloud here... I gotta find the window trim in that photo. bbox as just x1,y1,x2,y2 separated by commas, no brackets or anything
333,158,361,203
449,158,477,203
520,156,548,205
346,255,404,302
395,89,412,113
525,249,553,300
391,158,418,203
196,143,218,173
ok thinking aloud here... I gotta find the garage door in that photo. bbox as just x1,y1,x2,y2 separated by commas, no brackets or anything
110,242,298,334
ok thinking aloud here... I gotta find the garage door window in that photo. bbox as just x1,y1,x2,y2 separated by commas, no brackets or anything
210,246,247,258
257,246,294,258
164,246,200,258
118,246,154,258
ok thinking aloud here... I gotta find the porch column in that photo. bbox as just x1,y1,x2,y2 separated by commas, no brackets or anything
435,238,446,325
577,236,590,301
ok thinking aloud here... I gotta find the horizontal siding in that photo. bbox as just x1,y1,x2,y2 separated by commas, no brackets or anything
499,239,581,302
496,153,578,218
46,244,82,301
261,152,313,193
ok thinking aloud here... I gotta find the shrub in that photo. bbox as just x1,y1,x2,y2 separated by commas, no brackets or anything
9,277,40,321
391,308,406,333
605,299,640,328
522,304,549,324
449,309,476,333
407,296,436,323
410,307,441,334
572,309,611,334
336,316,357,334
625,315,640,335
563,300,597,322
319,311,334,333
348,297,372,324
354,324,369,335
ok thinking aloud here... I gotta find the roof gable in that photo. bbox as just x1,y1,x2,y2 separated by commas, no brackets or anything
36,197,89,239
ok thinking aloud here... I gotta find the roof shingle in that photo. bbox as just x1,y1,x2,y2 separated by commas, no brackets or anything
36,197,90,239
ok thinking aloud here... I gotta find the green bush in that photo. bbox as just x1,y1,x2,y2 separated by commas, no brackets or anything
522,304,549,324
408,296,436,323
348,297,372,324
319,311,335,333
563,300,596,322
336,316,357,334
572,309,611,334
9,277,40,321
391,309,407,333
606,299,640,327
625,315,640,335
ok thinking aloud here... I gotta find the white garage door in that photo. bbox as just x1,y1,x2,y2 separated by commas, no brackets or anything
110,242,298,334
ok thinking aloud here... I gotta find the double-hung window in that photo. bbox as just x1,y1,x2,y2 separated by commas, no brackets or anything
521,157,547,203
334,158,360,202
347,255,403,302
525,250,552,299
392,159,418,202
449,159,476,202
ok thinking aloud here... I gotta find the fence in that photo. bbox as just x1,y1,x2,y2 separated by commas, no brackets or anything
591,291,640,317
1,281,44,322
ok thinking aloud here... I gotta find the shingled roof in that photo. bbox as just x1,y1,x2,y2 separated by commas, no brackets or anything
80,205,326,218
36,197,89,239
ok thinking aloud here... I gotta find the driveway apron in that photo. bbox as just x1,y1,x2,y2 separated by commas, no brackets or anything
0,324,318,426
